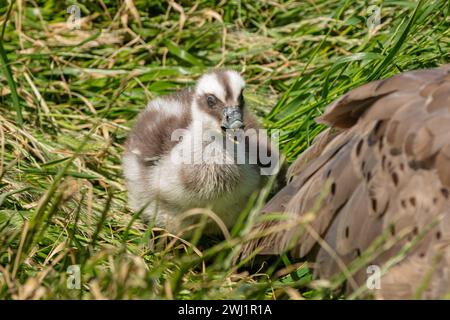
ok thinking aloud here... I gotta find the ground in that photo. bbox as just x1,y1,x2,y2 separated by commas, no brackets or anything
0,0,449,299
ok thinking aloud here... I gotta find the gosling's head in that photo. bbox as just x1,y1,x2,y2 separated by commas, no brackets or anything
193,69,246,133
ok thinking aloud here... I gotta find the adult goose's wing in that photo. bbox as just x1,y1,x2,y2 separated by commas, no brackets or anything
241,64,450,299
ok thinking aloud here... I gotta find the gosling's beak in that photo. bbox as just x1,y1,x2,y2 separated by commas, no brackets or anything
221,107,244,131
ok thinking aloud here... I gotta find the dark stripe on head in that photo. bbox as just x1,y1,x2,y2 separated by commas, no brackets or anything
215,71,233,103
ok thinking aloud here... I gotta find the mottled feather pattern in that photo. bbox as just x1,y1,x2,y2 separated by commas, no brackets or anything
241,64,450,299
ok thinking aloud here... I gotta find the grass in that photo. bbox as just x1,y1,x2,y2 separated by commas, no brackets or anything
0,0,449,299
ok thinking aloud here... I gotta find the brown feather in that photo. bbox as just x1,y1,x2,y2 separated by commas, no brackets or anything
240,64,450,299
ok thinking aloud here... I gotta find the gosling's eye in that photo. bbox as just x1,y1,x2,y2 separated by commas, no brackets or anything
206,95,216,107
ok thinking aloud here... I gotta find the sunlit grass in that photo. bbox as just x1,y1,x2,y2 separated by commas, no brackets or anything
0,0,448,299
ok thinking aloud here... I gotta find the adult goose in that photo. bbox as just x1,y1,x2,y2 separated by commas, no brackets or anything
241,64,450,299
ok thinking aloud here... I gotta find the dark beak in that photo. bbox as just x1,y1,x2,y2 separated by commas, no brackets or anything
221,107,244,130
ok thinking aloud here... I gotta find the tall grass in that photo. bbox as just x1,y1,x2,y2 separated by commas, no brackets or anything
0,0,448,299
